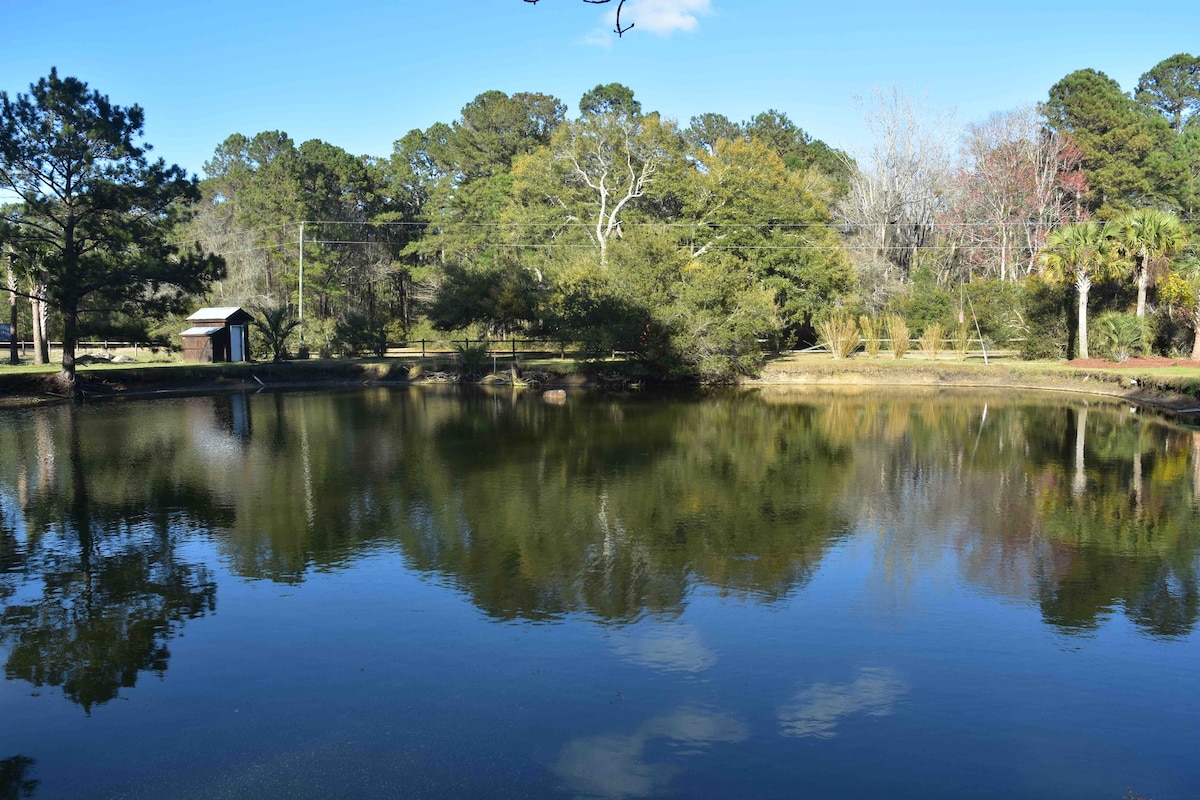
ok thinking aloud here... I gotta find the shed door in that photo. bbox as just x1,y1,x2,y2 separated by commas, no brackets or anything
230,325,245,362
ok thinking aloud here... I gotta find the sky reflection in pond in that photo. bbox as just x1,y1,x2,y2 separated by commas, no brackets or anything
1,388,1198,799
777,666,908,740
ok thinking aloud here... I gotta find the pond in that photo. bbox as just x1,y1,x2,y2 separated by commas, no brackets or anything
0,387,1198,799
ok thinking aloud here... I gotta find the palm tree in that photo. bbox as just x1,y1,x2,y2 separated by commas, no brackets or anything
250,305,300,362
1037,221,1111,359
1105,209,1189,318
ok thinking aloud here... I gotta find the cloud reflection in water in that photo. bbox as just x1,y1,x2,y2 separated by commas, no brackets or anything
554,707,747,799
610,625,716,674
777,667,907,739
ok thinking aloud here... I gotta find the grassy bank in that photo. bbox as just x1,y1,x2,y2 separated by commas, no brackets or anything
3,353,1200,415
750,354,1200,413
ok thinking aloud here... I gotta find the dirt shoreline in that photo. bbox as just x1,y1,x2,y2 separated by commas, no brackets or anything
2,357,1200,418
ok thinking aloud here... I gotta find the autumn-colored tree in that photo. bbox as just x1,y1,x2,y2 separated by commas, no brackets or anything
948,107,1087,280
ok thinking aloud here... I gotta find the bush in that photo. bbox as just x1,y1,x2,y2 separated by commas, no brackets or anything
1091,312,1146,362
952,322,971,360
893,266,955,333
250,305,300,362
454,339,491,379
1017,276,1069,360
334,313,389,357
297,317,337,359
1150,306,1191,357
960,279,1025,348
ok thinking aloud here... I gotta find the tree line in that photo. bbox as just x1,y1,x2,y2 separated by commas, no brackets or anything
3,56,1200,386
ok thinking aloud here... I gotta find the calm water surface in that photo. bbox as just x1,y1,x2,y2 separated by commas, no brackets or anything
1,387,1198,799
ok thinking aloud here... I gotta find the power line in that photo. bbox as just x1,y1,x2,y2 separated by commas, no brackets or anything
298,238,1200,253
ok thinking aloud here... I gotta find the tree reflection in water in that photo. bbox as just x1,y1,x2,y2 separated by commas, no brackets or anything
0,407,218,712
0,755,38,799
1,388,1199,719
794,391,1200,639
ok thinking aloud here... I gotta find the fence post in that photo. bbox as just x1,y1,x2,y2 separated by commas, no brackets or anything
421,339,426,358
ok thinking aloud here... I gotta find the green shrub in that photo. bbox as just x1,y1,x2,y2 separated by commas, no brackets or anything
334,313,389,357
454,339,491,379
298,317,337,359
893,266,955,332
250,305,300,362
961,279,1025,348
1017,276,1069,360
1149,306,1189,357
1091,312,1145,362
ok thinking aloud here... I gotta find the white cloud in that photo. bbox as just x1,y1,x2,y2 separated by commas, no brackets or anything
585,0,713,44
582,28,615,48
623,0,713,35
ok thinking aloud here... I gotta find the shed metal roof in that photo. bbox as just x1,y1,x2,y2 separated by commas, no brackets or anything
181,326,223,337
187,307,246,321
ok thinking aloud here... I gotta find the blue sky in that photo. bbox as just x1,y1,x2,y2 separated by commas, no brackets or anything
3,0,1198,178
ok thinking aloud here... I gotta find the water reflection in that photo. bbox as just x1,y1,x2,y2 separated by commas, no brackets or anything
0,755,38,799
0,407,218,712
777,667,908,739
798,392,1200,640
610,624,716,673
2,388,1200,714
554,707,748,799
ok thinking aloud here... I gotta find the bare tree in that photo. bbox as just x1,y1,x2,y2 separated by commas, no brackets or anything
839,88,956,295
184,202,277,310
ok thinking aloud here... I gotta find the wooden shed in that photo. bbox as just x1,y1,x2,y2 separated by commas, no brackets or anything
181,307,254,363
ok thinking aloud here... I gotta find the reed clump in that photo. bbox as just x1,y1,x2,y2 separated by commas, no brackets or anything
952,323,971,361
860,315,882,358
885,313,910,359
917,324,944,360
817,312,861,359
